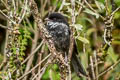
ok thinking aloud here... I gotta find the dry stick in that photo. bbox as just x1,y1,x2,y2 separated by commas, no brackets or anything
49,69,53,80
18,0,28,24
43,0,48,9
78,0,85,15
32,66,47,80
12,0,16,11
58,0,65,12
23,25,39,80
84,0,105,20
83,33,89,78
31,52,40,80
69,0,75,60
67,37,73,80
41,0,48,17
1,0,9,10
52,0,59,12
111,6,120,17
94,51,98,80
90,56,95,80
16,0,19,12
97,59,120,78
37,46,44,80
66,0,76,80
105,0,109,15
40,0,44,17
0,9,16,24
94,0,102,10
17,54,51,80
21,40,43,65
0,23,7,29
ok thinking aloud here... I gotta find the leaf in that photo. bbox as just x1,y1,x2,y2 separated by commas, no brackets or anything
64,2,70,6
49,69,60,80
86,28,96,36
74,24,83,31
84,8,99,18
67,7,72,13
95,1,105,10
76,36,89,44
108,47,118,62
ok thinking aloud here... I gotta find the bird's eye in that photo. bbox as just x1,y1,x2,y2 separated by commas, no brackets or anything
47,21,54,26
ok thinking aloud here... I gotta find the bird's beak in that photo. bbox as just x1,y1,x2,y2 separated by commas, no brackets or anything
44,18,50,21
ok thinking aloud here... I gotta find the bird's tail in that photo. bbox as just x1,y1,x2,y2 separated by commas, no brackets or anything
71,41,88,77
71,53,87,77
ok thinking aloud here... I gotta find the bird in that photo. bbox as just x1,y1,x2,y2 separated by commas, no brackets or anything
45,12,87,77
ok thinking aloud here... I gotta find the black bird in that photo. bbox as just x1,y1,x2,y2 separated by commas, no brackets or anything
45,12,87,77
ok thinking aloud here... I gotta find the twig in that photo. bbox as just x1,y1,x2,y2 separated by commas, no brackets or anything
49,69,53,80
78,0,85,15
12,0,16,11
105,0,109,15
84,0,105,20
23,23,39,80
1,0,9,10
31,65,47,80
58,0,65,12
0,9,16,24
43,0,48,9
97,59,120,78
90,56,95,80
37,47,44,80
94,51,98,80
69,0,75,60
0,24,7,29
17,54,51,80
18,0,28,24
52,0,59,12
21,40,43,65
111,6,120,16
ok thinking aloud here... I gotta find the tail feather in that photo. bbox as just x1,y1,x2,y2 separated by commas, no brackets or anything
71,54,87,77
71,41,88,77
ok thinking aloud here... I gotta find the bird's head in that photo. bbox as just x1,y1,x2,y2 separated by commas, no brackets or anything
45,12,69,26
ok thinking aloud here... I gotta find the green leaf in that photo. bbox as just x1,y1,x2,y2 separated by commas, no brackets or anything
76,36,89,44
74,24,83,31
95,1,105,10
42,69,49,79
86,28,96,36
108,47,118,62
49,69,60,80
64,2,70,6
84,8,99,18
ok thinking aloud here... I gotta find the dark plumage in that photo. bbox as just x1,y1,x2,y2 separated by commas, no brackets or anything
45,12,87,77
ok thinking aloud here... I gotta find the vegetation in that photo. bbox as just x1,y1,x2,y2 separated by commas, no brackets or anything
0,0,120,80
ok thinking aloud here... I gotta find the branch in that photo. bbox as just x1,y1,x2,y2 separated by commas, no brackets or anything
17,54,51,80
29,0,69,79
97,59,120,78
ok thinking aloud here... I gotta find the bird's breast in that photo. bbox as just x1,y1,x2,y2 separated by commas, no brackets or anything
46,21,70,52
